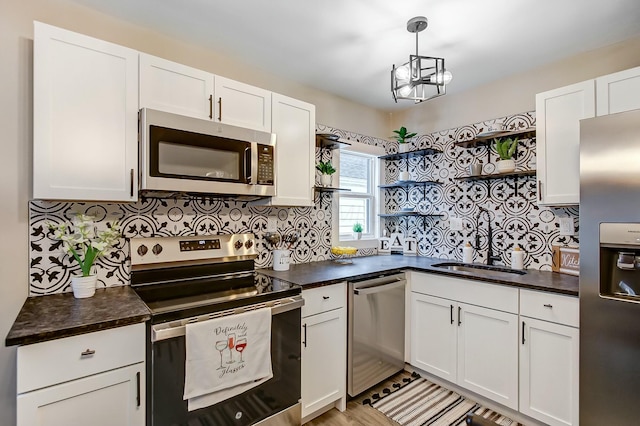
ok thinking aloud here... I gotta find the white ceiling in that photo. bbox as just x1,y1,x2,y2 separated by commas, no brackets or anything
68,0,640,111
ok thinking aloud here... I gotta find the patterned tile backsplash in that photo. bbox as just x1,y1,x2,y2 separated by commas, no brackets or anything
381,111,578,268
28,114,579,295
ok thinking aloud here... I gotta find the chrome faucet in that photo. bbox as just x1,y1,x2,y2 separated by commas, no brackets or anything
475,207,500,266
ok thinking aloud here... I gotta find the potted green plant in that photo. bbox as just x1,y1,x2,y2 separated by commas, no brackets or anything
316,160,336,187
494,137,519,173
48,214,121,298
352,222,363,240
392,126,417,153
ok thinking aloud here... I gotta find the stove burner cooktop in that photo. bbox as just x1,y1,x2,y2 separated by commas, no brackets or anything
129,234,300,324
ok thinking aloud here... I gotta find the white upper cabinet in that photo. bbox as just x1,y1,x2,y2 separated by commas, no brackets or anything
214,76,272,132
33,22,139,202
596,66,640,116
267,93,315,206
139,53,214,120
535,80,595,206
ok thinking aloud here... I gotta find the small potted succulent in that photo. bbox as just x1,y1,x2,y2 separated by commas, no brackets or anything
494,137,518,173
352,222,363,240
316,160,336,187
392,126,417,153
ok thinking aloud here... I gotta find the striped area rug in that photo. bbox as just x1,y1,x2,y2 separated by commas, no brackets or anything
368,373,520,426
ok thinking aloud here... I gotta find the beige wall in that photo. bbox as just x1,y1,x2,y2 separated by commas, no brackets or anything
0,0,387,424
390,35,640,135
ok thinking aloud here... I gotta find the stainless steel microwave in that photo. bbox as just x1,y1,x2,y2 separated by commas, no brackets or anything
139,108,276,198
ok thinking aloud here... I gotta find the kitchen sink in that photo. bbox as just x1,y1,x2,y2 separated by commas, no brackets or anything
431,262,526,276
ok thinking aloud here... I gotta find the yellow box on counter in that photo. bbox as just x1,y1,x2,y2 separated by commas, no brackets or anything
552,245,580,276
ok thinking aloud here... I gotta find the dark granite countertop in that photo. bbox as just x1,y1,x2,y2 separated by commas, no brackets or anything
259,255,579,296
5,286,150,347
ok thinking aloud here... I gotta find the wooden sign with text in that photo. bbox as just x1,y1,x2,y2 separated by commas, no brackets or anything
552,245,580,276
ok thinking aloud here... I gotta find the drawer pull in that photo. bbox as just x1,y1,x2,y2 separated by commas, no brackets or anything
322,296,330,300
81,349,96,357
543,304,553,308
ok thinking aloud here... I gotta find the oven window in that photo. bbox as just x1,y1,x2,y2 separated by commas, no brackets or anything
150,308,301,426
149,125,249,182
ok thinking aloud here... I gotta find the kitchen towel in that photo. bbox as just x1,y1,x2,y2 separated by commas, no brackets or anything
183,307,272,411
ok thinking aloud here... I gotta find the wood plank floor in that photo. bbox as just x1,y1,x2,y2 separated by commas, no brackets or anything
304,371,412,426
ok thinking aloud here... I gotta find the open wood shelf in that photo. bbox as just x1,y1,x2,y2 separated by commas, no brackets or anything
455,127,536,148
454,170,536,181
379,147,442,161
379,212,443,218
316,133,351,150
314,186,351,192
379,180,441,188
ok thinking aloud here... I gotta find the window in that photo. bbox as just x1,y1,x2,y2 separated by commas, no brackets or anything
338,151,378,240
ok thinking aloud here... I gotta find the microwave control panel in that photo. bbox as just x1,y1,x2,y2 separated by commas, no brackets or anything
257,144,275,185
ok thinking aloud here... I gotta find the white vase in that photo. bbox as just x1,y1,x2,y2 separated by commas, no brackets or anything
71,275,97,298
398,144,409,153
320,174,332,187
354,232,362,240
496,159,516,173
399,171,410,181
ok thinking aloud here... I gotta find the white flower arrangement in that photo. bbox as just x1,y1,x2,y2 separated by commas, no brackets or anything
48,214,121,277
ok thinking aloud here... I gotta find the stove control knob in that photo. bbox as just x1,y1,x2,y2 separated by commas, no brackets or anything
152,244,163,256
234,240,243,250
137,244,148,257
245,240,254,249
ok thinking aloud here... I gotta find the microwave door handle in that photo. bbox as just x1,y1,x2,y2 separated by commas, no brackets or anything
244,146,252,184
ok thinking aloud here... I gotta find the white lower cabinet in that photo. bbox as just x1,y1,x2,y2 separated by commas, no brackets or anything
16,323,146,426
519,290,579,426
410,273,579,424
410,290,518,410
17,363,144,426
301,283,346,421
410,293,457,382
457,303,518,409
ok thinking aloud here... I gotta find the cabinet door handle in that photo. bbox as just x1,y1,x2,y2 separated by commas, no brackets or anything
302,323,307,348
218,97,222,121
129,169,135,198
522,321,526,345
136,371,141,407
457,306,462,326
543,304,553,308
538,180,542,202
81,349,95,357
450,304,454,324
322,296,330,300
208,95,213,119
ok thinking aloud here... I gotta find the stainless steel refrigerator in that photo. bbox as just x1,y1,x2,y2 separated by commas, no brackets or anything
580,108,640,425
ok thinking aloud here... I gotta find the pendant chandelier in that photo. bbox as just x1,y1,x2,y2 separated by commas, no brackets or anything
391,16,452,103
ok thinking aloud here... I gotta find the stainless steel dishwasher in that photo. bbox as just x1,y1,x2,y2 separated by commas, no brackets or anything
347,272,406,397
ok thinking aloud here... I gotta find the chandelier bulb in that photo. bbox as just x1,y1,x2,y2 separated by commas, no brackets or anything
394,65,411,82
443,70,453,84
398,84,413,98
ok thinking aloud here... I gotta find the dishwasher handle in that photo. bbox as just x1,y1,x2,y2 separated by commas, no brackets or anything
353,279,406,296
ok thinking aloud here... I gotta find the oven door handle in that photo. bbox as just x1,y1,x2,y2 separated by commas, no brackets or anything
151,296,304,342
